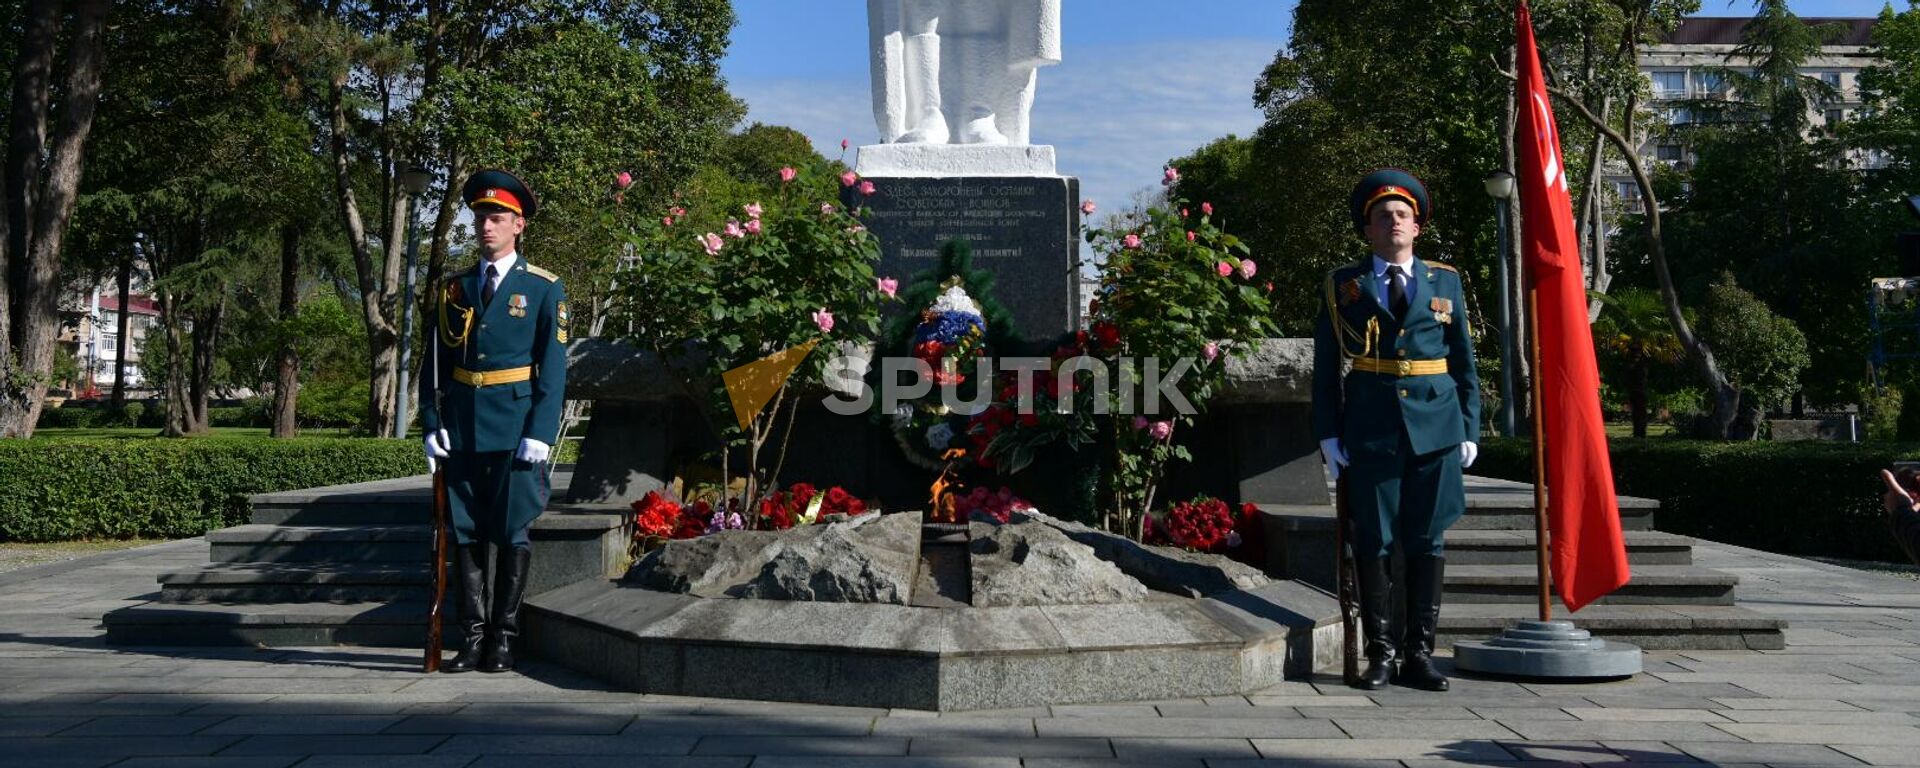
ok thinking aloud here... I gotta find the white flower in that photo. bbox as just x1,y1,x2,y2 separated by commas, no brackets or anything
925,423,955,450
931,285,982,317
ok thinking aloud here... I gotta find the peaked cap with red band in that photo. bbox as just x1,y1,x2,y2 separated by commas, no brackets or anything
463,168,539,219
1349,168,1430,232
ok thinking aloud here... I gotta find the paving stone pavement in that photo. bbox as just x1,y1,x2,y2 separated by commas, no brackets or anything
3,537,1920,766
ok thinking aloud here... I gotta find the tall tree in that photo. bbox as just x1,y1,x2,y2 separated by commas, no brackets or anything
0,0,110,437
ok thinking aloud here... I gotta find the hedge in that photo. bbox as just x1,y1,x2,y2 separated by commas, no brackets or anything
0,439,424,542
1475,437,1914,564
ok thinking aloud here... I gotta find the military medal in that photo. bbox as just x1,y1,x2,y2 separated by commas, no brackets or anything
1340,276,1364,306
1431,297,1453,325
508,294,528,318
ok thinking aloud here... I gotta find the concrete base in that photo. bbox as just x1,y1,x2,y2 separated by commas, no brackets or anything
855,143,1059,177
525,578,1342,711
1452,620,1643,680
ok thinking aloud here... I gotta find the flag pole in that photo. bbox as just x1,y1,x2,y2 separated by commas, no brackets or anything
1529,285,1551,623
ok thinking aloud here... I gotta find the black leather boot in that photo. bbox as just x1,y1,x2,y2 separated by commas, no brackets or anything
481,545,531,673
442,544,488,673
1394,553,1450,692
1353,553,1397,690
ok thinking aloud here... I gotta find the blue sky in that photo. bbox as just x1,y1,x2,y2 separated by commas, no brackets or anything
721,1,1901,217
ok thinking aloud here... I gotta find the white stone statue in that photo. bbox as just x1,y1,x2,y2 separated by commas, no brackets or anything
866,0,1062,147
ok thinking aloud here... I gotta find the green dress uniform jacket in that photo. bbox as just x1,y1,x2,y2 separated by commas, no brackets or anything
1311,255,1480,557
420,257,569,545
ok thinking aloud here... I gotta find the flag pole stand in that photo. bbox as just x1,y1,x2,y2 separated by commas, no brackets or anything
1452,288,1641,681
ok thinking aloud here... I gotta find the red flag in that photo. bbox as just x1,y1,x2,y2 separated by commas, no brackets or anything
1514,1,1630,613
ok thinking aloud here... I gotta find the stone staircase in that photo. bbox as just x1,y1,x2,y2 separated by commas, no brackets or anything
1267,475,1786,651
103,469,626,648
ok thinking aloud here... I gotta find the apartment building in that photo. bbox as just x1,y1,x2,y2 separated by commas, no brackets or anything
1618,16,1882,212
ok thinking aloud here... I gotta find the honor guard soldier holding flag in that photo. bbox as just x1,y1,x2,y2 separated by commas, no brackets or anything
1312,169,1480,692
421,169,569,673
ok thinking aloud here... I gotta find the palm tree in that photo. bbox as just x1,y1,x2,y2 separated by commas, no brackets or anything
1594,288,1685,438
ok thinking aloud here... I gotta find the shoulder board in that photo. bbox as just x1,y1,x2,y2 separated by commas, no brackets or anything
525,264,561,283
1427,262,1458,274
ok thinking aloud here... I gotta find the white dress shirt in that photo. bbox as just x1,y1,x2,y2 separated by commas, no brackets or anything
1370,254,1418,307
481,252,518,296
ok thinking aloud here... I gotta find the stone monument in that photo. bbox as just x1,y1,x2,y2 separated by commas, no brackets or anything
855,0,1079,343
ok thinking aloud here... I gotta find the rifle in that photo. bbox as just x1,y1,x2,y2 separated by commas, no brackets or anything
1334,473,1358,686
423,303,449,673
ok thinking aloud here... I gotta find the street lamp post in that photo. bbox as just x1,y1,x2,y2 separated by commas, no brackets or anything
1484,170,1518,439
394,165,432,439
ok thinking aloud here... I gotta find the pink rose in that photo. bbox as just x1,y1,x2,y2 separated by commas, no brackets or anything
1216,261,1233,277
744,202,763,219
840,171,858,187
1202,341,1220,362
1239,259,1257,279
1081,199,1097,215
724,219,745,239
812,308,835,333
877,277,898,299
1123,234,1142,250
779,167,797,183
745,218,762,235
1162,167,1180,186
841,138,850,151
859,180,877,196
1151,421,1173,441
1202,202,1214,216
672,207,687,217
820,202,836,215
1187,231,1197,242
1132,416,1149,430
616,171,633,190
1181,208,1189,217
662,216,674,227
701,233,724,256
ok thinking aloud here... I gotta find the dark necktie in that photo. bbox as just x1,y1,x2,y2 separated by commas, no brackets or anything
481,264,498,308
1386,265,1408,319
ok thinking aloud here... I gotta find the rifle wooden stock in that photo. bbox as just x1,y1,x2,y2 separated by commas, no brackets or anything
1335,474,1359,686
423,468,449,673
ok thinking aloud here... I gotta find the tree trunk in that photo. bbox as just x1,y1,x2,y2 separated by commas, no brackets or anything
158,290,192,437
110,253,131,407
425,152,466,320
188,298,223,434
1630,362,1649,439
1502,42,1531,424
327,77,401,436
272,224,301,437
1550,87,1741,439
1,0,107,438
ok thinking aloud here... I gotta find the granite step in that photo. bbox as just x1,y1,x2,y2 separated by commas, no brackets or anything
206,524,431,564
156,563,434,604
1442,530,1693,566
1444,564,1737,606
1436,602,1787,651
103,600,440,647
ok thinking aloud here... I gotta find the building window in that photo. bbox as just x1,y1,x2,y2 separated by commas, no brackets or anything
101,335,116,353
1663,107,1691,125
1655,144,1684,162
1698,71,1727,96
1817,71,1842,89
1650,70,1687,96
1826,109,1845,126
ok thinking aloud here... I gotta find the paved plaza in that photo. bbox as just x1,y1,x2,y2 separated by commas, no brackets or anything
2,536,1919,767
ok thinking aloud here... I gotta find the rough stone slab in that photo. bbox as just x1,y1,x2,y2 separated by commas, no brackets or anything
626,513,920,604
1041,601,1242,650
939,606,1067,655
967,520,1147,607
1013,510,1269,597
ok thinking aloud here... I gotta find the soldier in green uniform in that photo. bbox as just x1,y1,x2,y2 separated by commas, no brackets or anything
421,169,569,673
1312,169,1480,692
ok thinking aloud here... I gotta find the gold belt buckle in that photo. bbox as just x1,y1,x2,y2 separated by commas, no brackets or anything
471,370,488,387
1396,359,1412,376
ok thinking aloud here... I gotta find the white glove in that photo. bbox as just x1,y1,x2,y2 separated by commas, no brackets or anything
515,438,552,464
1461,440,1479,469
1319,437,1349,481
424,429,450,474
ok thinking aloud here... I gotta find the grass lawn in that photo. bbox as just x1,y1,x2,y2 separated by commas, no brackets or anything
0,538,168,574
1603,422,1676,438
